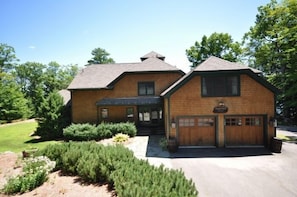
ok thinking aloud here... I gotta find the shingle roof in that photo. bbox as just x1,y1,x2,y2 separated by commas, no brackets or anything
58,89,71,105
68,52,182,90
194,56,262,73
161,56,278,97
140,51,165,61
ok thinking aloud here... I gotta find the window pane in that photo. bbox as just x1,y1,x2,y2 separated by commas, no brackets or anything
101,108,108,118
139,84,146,95
202,76,239,97
127,108,134,118
147,85,154,95
227,76,238,95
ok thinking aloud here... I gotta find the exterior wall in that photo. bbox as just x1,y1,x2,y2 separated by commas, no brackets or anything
71,72,182,123
166,74,275,147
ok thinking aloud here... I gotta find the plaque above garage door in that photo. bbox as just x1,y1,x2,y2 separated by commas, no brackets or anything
177,116,216,146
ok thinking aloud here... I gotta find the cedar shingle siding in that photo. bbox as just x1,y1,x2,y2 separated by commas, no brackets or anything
68,53,277,148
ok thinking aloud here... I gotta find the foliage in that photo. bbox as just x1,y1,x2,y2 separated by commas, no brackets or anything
1,156,55,195
0,74,31,121
112,133,129,143
36,91,70,139
87,47,115,64
243,0,297,123
0,121,57,153
63,122,137,141
186,32,243,68
159,137,168,150
14,62,46,116
0,43,18,73
37,142,198,197
63,123,97,141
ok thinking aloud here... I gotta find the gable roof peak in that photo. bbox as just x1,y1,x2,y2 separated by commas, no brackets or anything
140,51,165,61
194,56,262,74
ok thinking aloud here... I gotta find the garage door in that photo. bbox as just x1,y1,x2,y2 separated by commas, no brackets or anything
178,116,216,146
225,116,264,146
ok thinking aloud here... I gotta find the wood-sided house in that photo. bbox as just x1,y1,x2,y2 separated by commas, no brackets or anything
68,52,278,148
161,56,278,147
68,51,184,128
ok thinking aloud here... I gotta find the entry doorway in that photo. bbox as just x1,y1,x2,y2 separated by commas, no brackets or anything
138,106,163,126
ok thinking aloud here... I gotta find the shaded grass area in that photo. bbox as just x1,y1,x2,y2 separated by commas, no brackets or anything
0,121,58,153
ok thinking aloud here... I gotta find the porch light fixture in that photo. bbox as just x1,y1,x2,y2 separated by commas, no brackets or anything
171,117,176,128
269,116,277,127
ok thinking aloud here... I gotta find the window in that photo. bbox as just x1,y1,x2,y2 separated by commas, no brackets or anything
101,108,108,119
138,82,155,96
127,107,134,118
245,117,261,126
202,75,239,97
225,117,242,126
179,118,195,127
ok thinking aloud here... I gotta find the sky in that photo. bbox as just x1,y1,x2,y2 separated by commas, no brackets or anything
1,0,271,72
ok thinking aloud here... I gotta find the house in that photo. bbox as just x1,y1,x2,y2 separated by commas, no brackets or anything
161,56,278,147
68,51,184,128
68,52,278,147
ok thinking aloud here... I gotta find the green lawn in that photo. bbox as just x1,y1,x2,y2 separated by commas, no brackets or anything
0,121,58,153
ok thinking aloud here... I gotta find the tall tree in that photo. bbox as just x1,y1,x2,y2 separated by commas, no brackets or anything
243,0,297,122
43,62,78,95
0,43,18,73
87,47,115,64
15,62,46,116
0,74,31,121
186,32,243,68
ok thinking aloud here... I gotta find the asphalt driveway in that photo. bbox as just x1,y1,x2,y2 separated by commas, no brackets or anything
137,128,297,197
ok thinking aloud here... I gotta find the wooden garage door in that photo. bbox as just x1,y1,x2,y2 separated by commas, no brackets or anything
178,116,216,146
225,116,264,146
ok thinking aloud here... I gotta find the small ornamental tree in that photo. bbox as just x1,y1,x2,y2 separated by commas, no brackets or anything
36,91,70,139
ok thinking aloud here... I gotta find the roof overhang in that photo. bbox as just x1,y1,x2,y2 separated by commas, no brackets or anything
96,96,162,106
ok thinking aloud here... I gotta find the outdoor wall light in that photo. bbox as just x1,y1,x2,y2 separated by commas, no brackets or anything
269,116,277,127
171,118,176,128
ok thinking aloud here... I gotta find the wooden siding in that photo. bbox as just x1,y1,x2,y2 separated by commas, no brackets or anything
166,74,275,147
71,72,183,123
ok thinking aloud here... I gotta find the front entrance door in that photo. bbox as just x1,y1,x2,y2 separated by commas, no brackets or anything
138,106,163,126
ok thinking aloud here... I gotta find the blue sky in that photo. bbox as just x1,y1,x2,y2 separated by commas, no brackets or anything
1,0,271,72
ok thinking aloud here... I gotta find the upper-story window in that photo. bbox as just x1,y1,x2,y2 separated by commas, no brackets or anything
202,75,240,97
138,82,155,96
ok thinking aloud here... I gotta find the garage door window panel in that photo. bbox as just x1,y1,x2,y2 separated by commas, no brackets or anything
225,117,242,126
198,118,215,126
245,117,262,126
179,118,195,127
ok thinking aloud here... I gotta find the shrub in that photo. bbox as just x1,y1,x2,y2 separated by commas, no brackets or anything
96,122,113,139
63,122,137,141
37,142,198,197
2,156,55,195
63,123,97,141
113,133,129,143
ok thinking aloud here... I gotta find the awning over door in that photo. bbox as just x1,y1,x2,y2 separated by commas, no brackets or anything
96,96,161,106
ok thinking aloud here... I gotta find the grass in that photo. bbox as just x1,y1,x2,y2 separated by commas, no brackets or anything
0,120,58,153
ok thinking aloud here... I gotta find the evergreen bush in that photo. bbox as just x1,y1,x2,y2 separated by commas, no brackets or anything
63,123,97,141
38,142,198,197
63,122,137,141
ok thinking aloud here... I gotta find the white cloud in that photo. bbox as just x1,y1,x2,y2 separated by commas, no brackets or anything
28,46,36,49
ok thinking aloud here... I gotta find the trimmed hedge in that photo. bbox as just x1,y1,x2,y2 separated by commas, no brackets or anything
63,122,137,141
37,142,198,197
